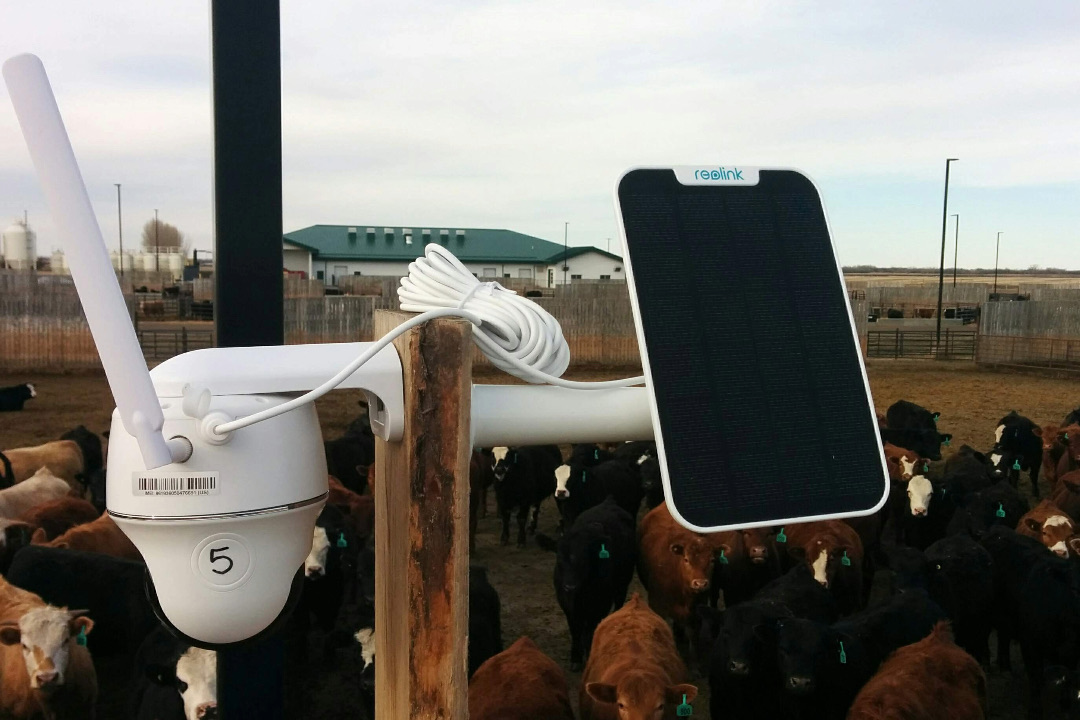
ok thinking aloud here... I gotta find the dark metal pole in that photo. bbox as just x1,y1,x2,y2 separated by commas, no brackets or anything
211,1,285,718
115,183,123,276
950,213,959,287
936,158,958,355
994,231,1002,293
154,208,159,273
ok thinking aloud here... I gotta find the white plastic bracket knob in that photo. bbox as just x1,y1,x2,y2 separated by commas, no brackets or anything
182,384,213,420
198,412,234,446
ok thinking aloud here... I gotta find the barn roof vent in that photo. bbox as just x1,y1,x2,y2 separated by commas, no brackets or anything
384,227,395,241
456,229,466,242
347,227,357,242
366,227,376,241
439,229,449,243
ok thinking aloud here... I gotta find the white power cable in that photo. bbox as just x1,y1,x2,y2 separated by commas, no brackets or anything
212,244,644,436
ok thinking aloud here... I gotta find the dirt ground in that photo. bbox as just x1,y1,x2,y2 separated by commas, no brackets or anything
2,360,1078,719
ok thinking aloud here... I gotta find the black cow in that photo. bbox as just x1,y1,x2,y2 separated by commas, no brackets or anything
639,454,664,510
0,382,35,412
132,627,217,720
324,405,376,494
6,545,156,658
290,504,353,661
704,564,837,719
468,564,503,678
0,519,34,573
885,400,940,432
879,427,952,462
884,535,994,664
59,425,104,477
946,480,1029,540
982,526,1080,719
568,443,614,468
492,445,561,546
537,497,636,671
83,467,107,514
1064,407,1080,427
554,459,642,529
991,411,1043,498
774,591,948,720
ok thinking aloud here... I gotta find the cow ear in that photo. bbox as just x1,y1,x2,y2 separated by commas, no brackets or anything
670,543,685,556
0,624,20,646
666,684,698,705
1068,536,1080,558
1023,518,1041,532
69,615,94,637
585,683,618,704
30,527,48,545
1033,426,1044,438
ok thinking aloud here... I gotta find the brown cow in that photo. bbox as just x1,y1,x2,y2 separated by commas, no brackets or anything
847,622,986,720
19,498,100,541
780,520,864,614
1054,424,1080,481
1017,499,1075,557
1050,471,1080,525
0,576,98,720
0,468,71,519
32,513,142,561
1034,423,1067,487
882,442,929,482
328,476,375,544
0,440,85,491
637,503,713,651
580,594,697,720
469,637,575,720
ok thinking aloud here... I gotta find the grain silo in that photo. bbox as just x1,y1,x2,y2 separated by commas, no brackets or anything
2,219,37,270
166,252,184,279
50,249,68,274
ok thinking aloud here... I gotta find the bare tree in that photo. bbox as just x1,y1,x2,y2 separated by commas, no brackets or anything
141,218,189,255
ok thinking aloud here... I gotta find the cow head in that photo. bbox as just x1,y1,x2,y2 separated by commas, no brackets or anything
741,528,775,565
305,525,332,578
585,673,697,720
305,505,346,579
788,537,857,588
175,647,218,720
907,475,934,517
775,618,843,695
554,464,571,499
1035,424,1063,454
491,447,511,481
0,606,92,689
718,600,788,677
1062,428,1080,464
354,627,375,671
26,383,36,399
670,536,712,593
1025,514,1074,558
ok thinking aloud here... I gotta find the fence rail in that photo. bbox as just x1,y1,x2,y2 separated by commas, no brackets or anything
866,330,977,360
976,334,1080,374
138,329,215,360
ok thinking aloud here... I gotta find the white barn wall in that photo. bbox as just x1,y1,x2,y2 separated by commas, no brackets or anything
548,251,624,286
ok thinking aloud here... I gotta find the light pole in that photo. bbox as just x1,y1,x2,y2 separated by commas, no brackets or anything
994,231,1003,294
950,213,959,287
936,158,958,355
563,221,568,286
114,183,124,276
154,208,160,273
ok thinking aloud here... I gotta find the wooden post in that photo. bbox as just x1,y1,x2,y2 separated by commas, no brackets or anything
373,310,472,720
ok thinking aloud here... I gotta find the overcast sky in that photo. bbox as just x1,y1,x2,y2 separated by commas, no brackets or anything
2,1,1078,269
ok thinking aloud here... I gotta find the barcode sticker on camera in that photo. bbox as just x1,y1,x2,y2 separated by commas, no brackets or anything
133,472,220,497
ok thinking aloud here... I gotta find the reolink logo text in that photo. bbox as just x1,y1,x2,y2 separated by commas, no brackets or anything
694,167,744,180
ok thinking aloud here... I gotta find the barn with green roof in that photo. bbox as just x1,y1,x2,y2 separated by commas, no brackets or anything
282,224,622,287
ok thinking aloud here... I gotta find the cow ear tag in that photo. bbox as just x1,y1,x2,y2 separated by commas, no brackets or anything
337,533,348,549
995,503,1006,518
839,641,847,664
594,449,599,460
933,413,940,423
677,695,692,717
76,626,87,647
599,544,610,560
841,551,851,567
944,437,951,447
776,528,787,543
718,549,729,565
923,464,929,473
582,470,587,483
1012,459,1022,471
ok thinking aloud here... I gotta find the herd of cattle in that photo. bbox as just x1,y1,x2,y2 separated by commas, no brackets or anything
5,380,1080,718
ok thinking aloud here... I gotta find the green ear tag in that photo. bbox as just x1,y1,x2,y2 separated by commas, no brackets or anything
677,695,692,717
582,470,587,483
719,550,729,565
337,533,348,549
599,544,610,560
933,413,940,423
995,503,1006,518
841,551,851,567
1012,459,1022,471
76,626,87,647
923,464,929,473
594,449,600,460
839,641,847,664
944,437,951,447
776,528,787,543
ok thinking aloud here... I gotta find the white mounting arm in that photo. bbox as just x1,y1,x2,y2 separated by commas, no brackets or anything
3,54,185,469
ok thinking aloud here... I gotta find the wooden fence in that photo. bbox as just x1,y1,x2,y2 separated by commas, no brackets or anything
979,301,1080,338
976,334,1080,374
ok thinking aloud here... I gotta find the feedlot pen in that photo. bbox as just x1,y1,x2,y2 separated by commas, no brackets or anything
1,361,1077,719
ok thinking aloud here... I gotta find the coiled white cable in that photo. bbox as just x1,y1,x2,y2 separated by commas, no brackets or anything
213,244,644,435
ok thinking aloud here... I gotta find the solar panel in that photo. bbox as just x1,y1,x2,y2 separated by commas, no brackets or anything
616,167,888,531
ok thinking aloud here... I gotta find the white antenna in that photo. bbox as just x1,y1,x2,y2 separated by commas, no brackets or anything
3,54,184,469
